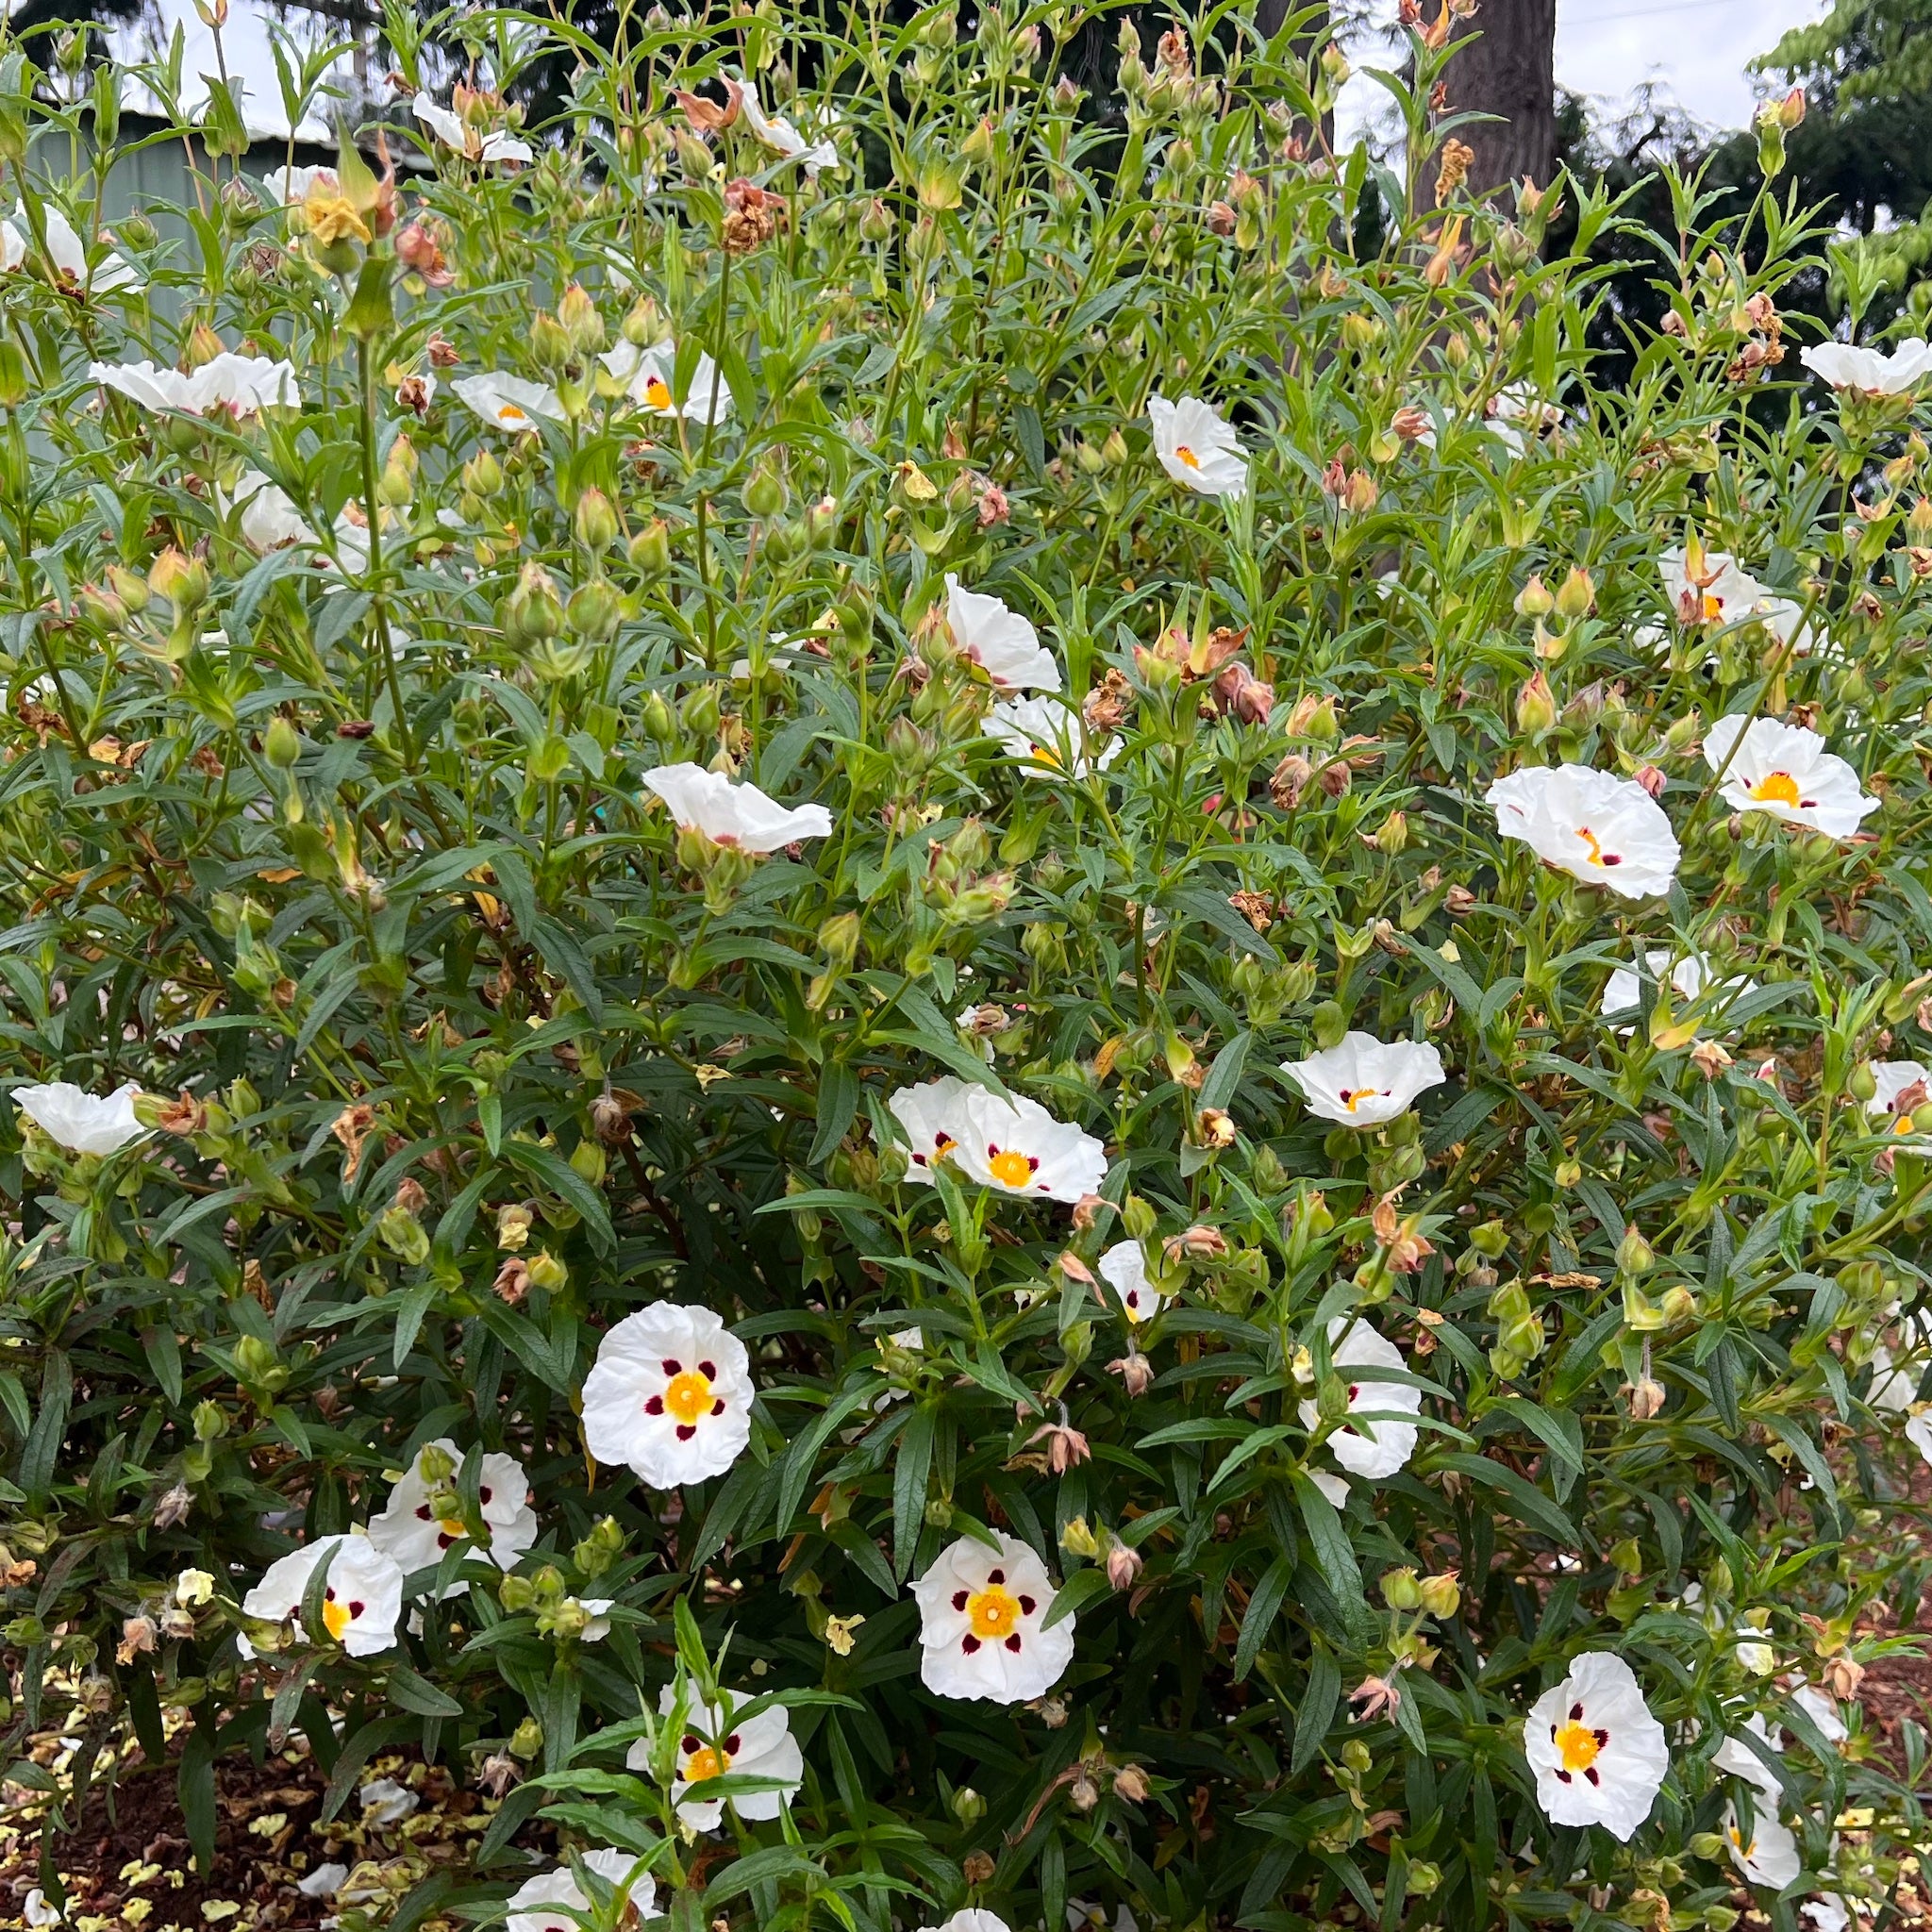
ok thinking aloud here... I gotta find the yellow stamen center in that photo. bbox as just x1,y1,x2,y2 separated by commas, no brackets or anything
967,1584,1021,1640
323,1597,352,1641
1702,593,1724,622
664,1368,714,1425
644,375,674,409
1576,826,1607,867
500,406,528,426
684,1743,730,1782
1750,771,1801,807
1174,444,1201,470
1554,1720,1602,1773
1896,1114,1917,1137
987,1149,1035,1190
1340,1088,1389,1113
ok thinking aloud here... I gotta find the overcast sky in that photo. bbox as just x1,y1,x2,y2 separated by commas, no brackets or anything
1339,0,1828,146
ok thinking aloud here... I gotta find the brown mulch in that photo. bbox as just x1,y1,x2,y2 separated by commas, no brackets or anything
0,1740,521,1932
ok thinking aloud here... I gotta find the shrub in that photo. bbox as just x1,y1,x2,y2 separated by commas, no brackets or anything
0,10,1928,1932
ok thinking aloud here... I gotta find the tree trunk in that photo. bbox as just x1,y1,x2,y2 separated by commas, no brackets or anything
1441,0,1557,197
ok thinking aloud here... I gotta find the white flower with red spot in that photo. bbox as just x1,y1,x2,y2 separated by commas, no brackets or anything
365,1439,537,1593
1298,1317,1422,1479
601,339,734,424
6,204,142,293
1280,1032,1445,1128
1098,1241,1168,1324
626,1684,804,1829
1705,715,1877,840
581,1302,754,1486
913,1532,1074,1703
1725,1801,1804,1890
1865,1060,1932,1135
950,1087,1108,1205
983,695,1123,781
1524,1651,1669,1839
238,1532,403,1659
12,1081,146,1157
1486,764,1682,898
945,574,1060,692
90,353,301,417
641,761,833,853
1147,394,1248,498
506,1849,656,1932
451,372,563,434
886,1075,974,1182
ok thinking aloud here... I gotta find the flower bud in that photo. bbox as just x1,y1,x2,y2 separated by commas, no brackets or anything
574,487,619,553
1417,1572,1460,1619
1515,574,1555,618
1380,1566,1423,1610
530,310,573,370
526,1250,568,1292
628,517,672,577
264,714,302,768
503,562,565,647
509,1716,544,1759
1060,1515,1102,1558
148,546,208,611
1554,565,1595,619
566,578,624,642
558,281,604,355
1515,669,1556,736
951,1786,986,1823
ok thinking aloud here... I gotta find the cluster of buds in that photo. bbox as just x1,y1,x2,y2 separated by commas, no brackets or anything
1205,169,1267,250
1119,21,1219,133
1321,455,1379,515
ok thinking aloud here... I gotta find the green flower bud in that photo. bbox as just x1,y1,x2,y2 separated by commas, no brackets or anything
192,1399,228,1441
574,487,620,553
526,1250,568,1293
378,1205,430,1265
503,562,565,648
264,715,302,769
509,1716,544,1758
628,517,672,577
1380,1566,1422,1609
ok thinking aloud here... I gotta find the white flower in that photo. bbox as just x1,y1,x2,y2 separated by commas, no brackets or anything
1486,764,1681,898
1147,393,1248,497
1725,1801,1803,1890
1601,951,1752,1029
726,76,841,175
413,92,534,165
295,1864,349,1901
1801,339,1932,396
262,164,336,206
358,1777,419,1827
1705,715,1877,840
1714,1712,1783,1795
90,353,300,416
601,339,735,424
627,1684,804,1829
945,574,1060,691
506,1850,656,1932
1869,1310,1932,1407
641,761,833,852
1280,1032,1445,1127
1307,1468,1351,1508
12,1080,146,1156
1803,1898,1850,1932
1864,1060,1932,1135
1658,548,1811,651
5,204,142,293
1791,1685,1848,1745
578,1598,615,1641
924,1915,1012,1932
230,470,316,550
913,1532,1074,1703
581,1301,754,1486
1524,1651,1669,1840
1907,1409,1932,1466
1299,1317,1422,1479
950,1087,1108,1205
886,1074,974,1182
1068,1907,1139,1932
365,1439,538,1591
983,695,1122,780
1098,1241,1167,1324
238,1532,403,1659
451,372,563,433
23,1890,60,1928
